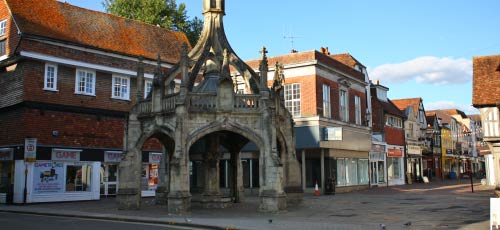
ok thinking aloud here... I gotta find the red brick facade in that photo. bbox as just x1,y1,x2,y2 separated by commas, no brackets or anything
0,0,189,157
260,50,369,124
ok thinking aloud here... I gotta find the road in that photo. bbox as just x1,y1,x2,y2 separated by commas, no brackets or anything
0,212,205,230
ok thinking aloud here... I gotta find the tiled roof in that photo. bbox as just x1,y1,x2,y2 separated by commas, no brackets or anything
330,53,366,68
441,109,467,118
473,55,500,107
382,99,405,117
6,0,190,63
467,114,481,123
245,50,366,82
391,98,422,114
427,110,453,125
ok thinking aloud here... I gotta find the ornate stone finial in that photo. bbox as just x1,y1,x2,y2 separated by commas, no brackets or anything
136,56,145,101
154,54,162,85
259,46,268,72
221,49,230,80
181,42,188,61
273,62,285,90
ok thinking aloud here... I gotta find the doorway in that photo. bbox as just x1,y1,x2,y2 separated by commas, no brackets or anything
100,164,118,197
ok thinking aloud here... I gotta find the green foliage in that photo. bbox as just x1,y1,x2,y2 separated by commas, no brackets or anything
103,0,202,46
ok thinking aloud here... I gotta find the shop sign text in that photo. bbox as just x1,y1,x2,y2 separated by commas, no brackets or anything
52,149,81,161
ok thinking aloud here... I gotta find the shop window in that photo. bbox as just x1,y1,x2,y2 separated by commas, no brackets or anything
65,165,92,192
336,159,346,186
357,159,369,184
346,159,358,185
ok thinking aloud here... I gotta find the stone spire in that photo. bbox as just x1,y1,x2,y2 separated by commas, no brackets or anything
203,0,225,14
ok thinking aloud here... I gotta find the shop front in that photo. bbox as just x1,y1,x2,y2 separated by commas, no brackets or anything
13,148,101,203
387,145,405,186
369,143,386,187
0,148,14,203
141,152,161,197
100,151,122,197
406,145,423,183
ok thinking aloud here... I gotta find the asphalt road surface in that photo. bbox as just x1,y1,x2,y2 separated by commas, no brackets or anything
0,212,205,230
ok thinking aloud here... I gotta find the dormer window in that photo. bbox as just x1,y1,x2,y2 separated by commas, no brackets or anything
0,20,7,36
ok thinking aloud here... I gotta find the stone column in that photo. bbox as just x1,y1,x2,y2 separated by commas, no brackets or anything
117,117,142,210
155,147,169,205
201,146,223,208
259,144,286,212
167,150,191,214
116,147,142,210
229,151,244,203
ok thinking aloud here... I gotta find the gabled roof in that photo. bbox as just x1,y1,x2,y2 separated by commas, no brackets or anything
383,99,405,117
245,50,366,82
441,109,467,119
391,98,423,114
6,0,189,63
330,53,366,69
427,110,453,125
473,55,500,107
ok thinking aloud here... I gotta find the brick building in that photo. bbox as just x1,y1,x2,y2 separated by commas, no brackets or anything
0,0,189,203
391,98,427,183
370,82,406,186
244,48,371,194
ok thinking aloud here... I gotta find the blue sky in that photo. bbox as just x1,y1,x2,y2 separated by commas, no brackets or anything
65,0,500,114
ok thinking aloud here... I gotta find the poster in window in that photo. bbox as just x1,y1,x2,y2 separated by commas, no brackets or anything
33,162,64,194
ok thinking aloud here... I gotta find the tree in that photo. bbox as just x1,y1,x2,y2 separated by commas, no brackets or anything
103,0,202,46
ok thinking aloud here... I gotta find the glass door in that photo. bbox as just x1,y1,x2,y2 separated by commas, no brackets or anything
370,162,378,185
101,164,118,196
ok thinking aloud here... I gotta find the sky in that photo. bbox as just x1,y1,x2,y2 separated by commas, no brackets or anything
65,0,500,114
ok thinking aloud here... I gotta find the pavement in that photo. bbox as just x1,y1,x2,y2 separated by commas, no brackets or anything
0,179,496,230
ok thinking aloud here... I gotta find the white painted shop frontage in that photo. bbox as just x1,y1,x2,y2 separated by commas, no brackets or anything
13,148,100,203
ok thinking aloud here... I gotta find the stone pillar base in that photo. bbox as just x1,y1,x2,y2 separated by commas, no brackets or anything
155,186,168,205
116,188,141,210
167,191,191,214
284,186,304,206
259,190,287,212
200,194,232,208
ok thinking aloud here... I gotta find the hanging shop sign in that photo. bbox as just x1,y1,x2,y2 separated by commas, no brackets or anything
407,145,422,156
33,162,64,194
149,152,162,164
24,138,37,162
387,149,403,157
0,148,13,161
51,149,81,161
104,151,123,163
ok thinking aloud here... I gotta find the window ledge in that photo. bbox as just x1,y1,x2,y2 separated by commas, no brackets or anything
43,88,59,92
111,96,131,101
75,92,96,97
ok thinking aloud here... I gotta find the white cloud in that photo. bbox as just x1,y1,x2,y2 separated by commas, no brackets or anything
369,56,472,85
425,101,479,114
